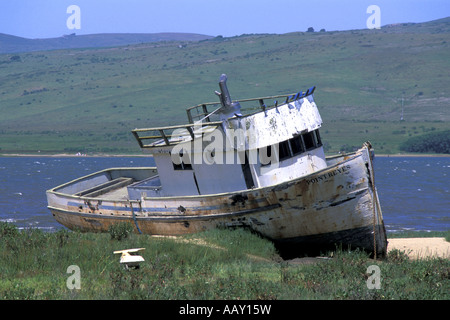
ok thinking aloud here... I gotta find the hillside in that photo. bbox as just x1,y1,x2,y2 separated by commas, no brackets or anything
0,17,449,155
0,32,214,54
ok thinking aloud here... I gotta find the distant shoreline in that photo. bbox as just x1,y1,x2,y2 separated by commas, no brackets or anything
0,153,145,158
1,152,450,158
376,153,450,158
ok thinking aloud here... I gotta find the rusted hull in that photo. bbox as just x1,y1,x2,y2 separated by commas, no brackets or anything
47,144,387,257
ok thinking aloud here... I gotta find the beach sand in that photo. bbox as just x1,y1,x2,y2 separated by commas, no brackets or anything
286,237,450,264
387,237,450,259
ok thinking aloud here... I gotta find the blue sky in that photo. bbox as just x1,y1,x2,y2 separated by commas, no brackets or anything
1,0,449,39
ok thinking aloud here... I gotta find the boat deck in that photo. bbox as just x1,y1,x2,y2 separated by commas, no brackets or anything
97,187,130,201
73,176,134,201
71,175,164,201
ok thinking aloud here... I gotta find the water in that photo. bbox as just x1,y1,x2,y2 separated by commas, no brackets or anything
0,156,152,231
0,156,449,234
374,156,449,233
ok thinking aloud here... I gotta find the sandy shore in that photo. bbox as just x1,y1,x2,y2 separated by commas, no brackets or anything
387,237,450,259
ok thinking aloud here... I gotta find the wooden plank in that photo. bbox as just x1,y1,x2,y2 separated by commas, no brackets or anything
75,177,134,197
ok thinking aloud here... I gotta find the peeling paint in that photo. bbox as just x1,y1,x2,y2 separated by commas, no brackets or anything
46,76,387,257
47,145,387,256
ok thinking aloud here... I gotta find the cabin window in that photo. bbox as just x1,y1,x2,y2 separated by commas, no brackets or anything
315,130,322,147
303,131,315,150
290,135,304,155
259,129,322,166
278,140,291,161
171,151,192,170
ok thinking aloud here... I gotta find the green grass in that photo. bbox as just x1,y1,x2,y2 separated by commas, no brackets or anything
0,222,448,300
322,120,449,154
0,18,449,155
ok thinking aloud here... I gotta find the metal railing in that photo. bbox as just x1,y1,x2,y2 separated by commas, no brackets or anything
132,121,223,148
132,86,315,149
185,87,315,123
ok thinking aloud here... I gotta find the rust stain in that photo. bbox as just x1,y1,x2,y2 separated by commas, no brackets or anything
48,145,387,256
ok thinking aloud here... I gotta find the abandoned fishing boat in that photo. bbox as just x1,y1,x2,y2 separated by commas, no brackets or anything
46,74,387,257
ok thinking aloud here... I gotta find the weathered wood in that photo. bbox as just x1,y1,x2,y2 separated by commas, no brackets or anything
47,145,387,257
46,77,387,257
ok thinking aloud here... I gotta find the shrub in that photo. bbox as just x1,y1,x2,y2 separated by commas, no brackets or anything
399,130,450,154
0,221,19,238
387,248,410,263
108,222,134,241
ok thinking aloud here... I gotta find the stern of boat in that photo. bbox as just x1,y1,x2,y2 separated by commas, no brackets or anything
361,141,388,257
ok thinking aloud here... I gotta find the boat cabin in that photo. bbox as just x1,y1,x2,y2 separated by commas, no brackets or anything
130,75,327,198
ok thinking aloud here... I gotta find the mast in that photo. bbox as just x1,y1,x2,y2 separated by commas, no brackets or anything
215,74,242,121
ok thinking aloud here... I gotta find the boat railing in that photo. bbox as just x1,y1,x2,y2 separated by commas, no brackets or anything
186,87,315,123
132,121,224,148
133,87,316,149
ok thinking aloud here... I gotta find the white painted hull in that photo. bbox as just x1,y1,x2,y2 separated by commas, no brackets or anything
47,143,387,257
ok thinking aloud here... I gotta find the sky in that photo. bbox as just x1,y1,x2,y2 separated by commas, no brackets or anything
0,0,449,39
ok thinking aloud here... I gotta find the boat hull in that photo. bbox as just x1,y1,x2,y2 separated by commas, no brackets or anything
47,144,387,257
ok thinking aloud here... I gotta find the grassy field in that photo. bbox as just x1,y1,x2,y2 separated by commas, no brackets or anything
0,32,213,54
0,18,449,155
0,222,448,300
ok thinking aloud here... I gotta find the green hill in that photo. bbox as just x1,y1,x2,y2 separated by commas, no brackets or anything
0,33,213,54
0,17,449,155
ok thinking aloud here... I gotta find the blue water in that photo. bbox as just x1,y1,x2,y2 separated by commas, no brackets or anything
374,156,449,233
0,156,449,234
0,156,153,231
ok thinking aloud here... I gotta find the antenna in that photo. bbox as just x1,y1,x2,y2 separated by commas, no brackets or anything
400,95,404,121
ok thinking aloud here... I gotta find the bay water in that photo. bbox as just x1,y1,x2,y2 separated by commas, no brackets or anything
0,155,448,234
